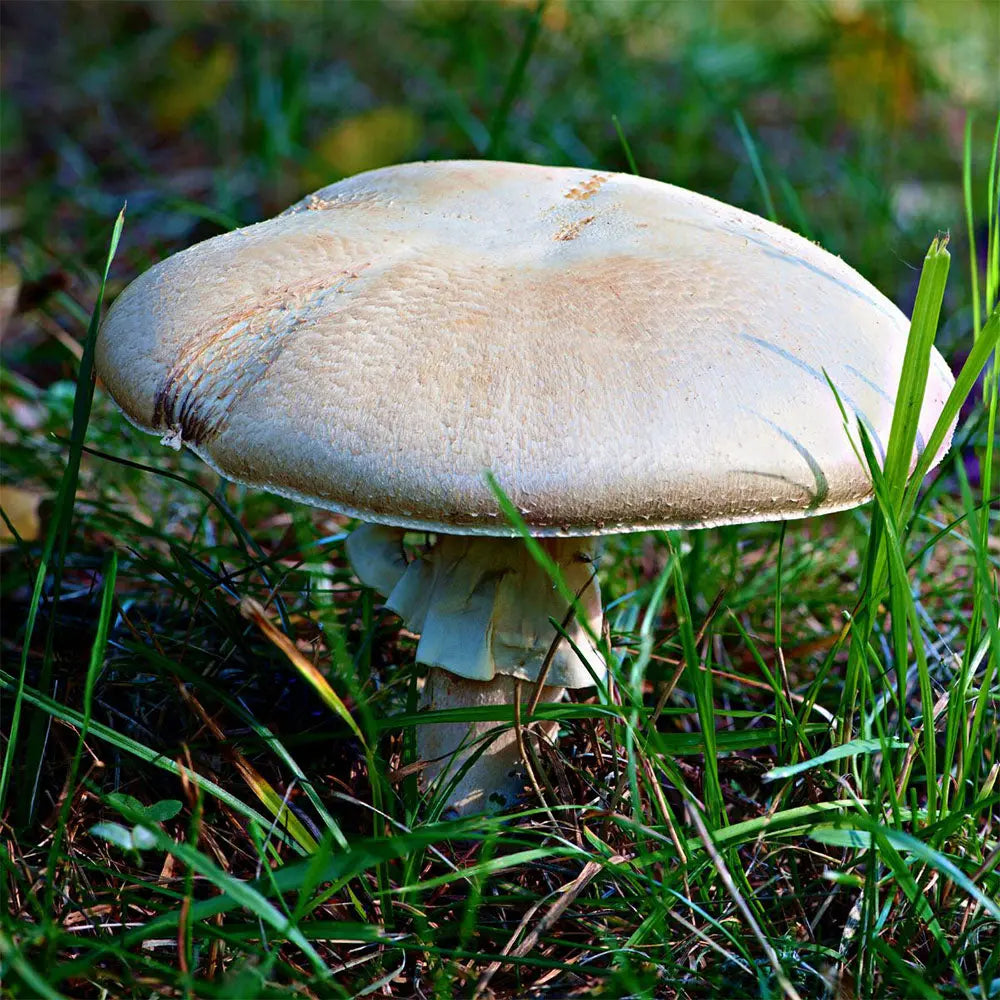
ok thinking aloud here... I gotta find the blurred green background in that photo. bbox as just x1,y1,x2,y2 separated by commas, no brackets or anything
1,0,997,375
2,8,998,996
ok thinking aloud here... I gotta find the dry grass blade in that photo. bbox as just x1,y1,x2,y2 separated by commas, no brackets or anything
240,596,367,748
175,681,319,854
527,566,601,717
686,802,804,1000
472,854,627,997
512,678,558,827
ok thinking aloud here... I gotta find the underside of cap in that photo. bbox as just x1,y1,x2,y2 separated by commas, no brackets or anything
346,526,605,685
96,159,957,535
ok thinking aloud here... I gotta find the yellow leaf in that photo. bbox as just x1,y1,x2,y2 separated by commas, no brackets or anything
310,107,421,181
829,12,918,126
0,259,21,337
233,758,319,855
497,0,569,32
0,484,43,544
153,40,236,132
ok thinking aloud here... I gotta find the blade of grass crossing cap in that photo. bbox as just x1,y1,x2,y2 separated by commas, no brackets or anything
883,236,950,521
900,304,999,527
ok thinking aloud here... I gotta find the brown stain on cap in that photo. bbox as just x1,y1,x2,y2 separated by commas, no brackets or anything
554,216,595,241
564,174,608,201
152,275,359,446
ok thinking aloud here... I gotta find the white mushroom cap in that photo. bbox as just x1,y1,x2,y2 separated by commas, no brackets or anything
96,160,955,536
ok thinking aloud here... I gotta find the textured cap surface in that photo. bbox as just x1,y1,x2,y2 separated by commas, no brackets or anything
96,159,955,536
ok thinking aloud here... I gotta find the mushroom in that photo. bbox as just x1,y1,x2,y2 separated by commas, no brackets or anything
96,160,955,814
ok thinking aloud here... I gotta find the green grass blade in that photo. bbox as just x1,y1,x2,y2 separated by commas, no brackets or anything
899,303,1000,527
485,0,545,158
812,822,1000,923
733,110,777,222
0,933,67,1000
484,471,604,653
1,207,124,825
98,797,333,979
762,738,908,783
42,549,118,936
882,236,950,520
0,669,306,850
612,114,640,175
964,114,981,337
987,115,1000,312
90,816,494,959
669,537,723,828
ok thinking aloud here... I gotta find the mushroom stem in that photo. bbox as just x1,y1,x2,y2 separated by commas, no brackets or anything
346,527,606,812
418,668,564,814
